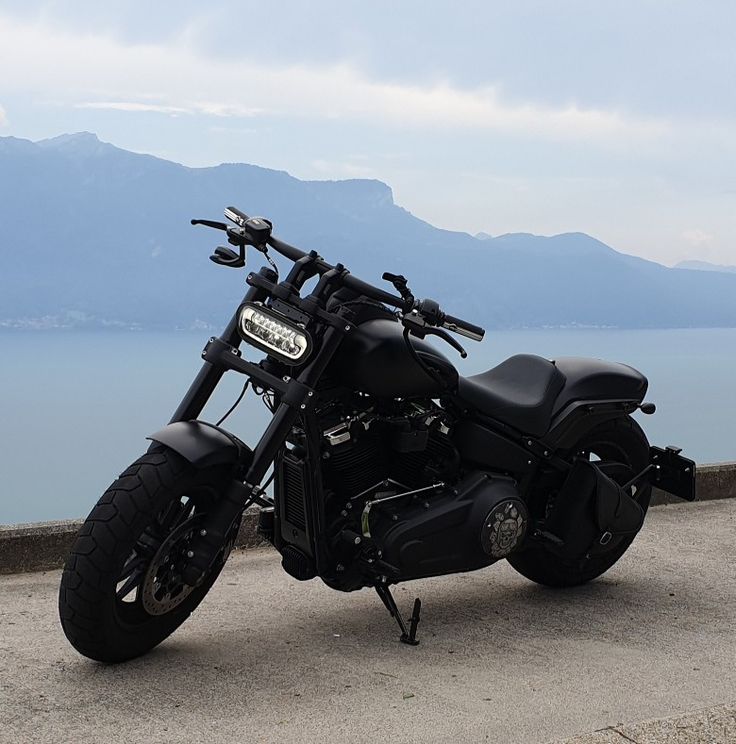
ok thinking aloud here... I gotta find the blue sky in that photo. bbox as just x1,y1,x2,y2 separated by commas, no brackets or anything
1,1,734,265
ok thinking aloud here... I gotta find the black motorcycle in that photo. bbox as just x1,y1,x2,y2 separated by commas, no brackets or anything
59,206,696,662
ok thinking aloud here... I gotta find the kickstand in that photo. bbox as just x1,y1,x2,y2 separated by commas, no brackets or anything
375,582,421,646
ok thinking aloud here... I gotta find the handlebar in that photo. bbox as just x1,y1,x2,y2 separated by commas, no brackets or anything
194,207,486,342
268,235,412,308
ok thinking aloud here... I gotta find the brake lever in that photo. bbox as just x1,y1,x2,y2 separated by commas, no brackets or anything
191,219,228,230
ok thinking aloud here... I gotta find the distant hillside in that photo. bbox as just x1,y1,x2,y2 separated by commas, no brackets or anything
675,260,736,274
2,132,736,330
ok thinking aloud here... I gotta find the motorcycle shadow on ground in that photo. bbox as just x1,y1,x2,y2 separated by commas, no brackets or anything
63,547,719,711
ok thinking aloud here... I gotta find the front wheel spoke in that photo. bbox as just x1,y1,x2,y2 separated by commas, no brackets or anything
138,525,165,554
116,566,145,600
157,500,183,533
160,496,198,533
118,555,148,581
134,542,158,563
169,505,196,534
135,510,204,615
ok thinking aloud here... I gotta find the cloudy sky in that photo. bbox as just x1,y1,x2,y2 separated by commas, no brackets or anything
1,1,734,265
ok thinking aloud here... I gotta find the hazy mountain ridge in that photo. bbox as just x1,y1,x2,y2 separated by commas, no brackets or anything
2,132,736,330
675,260,736,274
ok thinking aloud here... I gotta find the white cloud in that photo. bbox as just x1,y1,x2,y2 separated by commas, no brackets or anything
76,101,190,115
682,229,715,247
0,15,666,143
0,104,7,126
77,101,265,118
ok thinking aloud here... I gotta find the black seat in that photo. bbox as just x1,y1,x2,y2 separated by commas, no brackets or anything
456,354,565,436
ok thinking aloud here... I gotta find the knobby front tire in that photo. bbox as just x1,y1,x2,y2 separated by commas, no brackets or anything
58,448,232,663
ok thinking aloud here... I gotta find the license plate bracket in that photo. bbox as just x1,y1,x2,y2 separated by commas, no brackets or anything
648,445,696,501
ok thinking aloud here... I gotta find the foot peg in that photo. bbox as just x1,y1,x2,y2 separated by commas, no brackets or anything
375,583,422,646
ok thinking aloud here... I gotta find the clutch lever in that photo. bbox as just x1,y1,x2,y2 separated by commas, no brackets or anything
402,312,467,358
210,246,246,268
424,327,467,358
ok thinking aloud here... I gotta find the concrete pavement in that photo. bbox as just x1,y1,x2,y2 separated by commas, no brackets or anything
556,703,736,743
1,499,734,744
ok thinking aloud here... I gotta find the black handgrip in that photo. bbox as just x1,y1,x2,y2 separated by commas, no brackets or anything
441,313,485,342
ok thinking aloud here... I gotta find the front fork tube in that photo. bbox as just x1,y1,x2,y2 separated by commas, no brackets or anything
240,325,346,577
181,317,349,585
169,267,277,424
246,323,346,484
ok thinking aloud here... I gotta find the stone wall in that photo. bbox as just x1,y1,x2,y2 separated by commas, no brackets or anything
2,462,734,574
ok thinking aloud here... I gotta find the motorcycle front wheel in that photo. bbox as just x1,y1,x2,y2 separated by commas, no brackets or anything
58,447,235,663
507,416,652,588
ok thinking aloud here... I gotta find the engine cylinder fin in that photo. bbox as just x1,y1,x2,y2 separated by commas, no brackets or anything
326,433,388,497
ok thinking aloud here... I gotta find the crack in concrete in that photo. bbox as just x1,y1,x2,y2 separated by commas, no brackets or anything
608,727,641,744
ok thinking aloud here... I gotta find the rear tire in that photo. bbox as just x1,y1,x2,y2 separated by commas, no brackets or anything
58,448,234,662
507,416,651,587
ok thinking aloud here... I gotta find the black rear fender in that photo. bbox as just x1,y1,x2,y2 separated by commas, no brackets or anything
147,420,253,470
543,400,641,450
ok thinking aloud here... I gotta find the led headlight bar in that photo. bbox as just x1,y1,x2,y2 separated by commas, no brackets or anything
238,303,312,363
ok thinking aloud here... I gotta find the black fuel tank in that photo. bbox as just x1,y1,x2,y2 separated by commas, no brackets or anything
327,318,457,398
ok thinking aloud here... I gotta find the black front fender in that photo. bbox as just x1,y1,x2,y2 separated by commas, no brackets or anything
147,420,253,469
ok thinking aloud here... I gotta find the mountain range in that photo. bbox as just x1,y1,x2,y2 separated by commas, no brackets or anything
2,132,736,330
675,260,736,274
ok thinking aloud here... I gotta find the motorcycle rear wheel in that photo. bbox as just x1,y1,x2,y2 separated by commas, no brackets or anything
58,447,234,662
507,416,651,588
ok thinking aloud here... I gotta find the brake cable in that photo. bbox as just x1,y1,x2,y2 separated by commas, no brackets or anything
402,325,446,389
215,380,250,427
256,244,279,279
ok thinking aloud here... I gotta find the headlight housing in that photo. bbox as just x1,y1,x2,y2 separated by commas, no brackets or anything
237,303,312,363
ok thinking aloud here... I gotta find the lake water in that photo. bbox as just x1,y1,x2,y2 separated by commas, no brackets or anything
2,328,735,524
